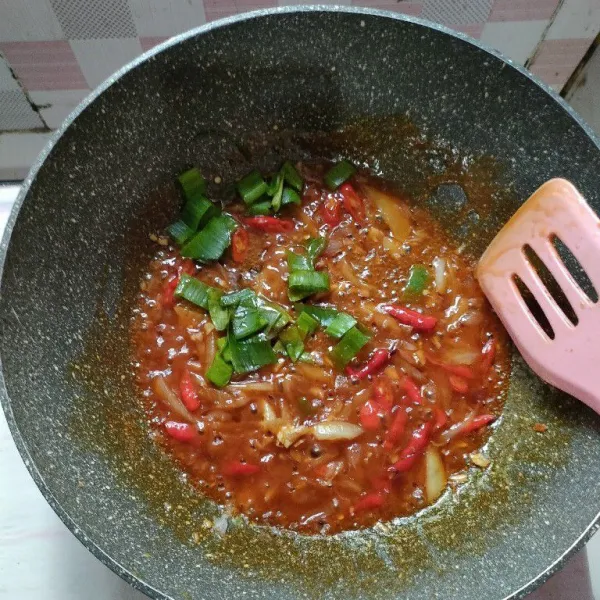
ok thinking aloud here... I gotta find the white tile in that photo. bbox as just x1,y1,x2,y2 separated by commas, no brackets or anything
546,0,600,40
587,530,600,600
481,20,549,65
70,38,143,89
129,0,206,36
0,0,64,42
0,90,44,132
0,132,51,180
0,56,20,92
567,42,600,136
28,89,89,129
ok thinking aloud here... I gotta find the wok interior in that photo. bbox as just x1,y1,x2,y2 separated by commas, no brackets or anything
1,10,600,600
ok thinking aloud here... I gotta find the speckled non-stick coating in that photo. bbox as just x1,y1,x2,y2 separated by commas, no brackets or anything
1,7,600,600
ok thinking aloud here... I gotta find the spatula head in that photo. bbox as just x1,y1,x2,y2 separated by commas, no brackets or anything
476,178,600,414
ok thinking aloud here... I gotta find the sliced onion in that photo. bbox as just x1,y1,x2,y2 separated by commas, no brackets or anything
295,363,333,383
229,380,276,393
363,185,411,242
261,399,277,423
277,425,309,448
152,376,195,422
318,460,344,482
443,349,479,365
311,421,363,441
425,447,447,503
432,257,447,293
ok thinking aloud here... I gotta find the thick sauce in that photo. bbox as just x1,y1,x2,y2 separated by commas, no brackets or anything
131,164,509,534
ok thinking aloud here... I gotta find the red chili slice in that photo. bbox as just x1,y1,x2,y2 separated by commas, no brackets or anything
320,195,343,227
401,377,423,405
383,408,408,450
382,304,438,332
461,414,497,435
231,227,249,263
164,420,196,442
353,492,385,512
222,461,260,477
339,183,366,224
244,216,294,233
345,349,391,380
481,338,496,372
433,407,448,431
390,421,432,473
161,275,179,308
448,375,469,394
179,368,200,411
359,399,382,431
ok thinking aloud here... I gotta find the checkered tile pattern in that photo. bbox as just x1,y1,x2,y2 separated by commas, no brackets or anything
0,0,597,132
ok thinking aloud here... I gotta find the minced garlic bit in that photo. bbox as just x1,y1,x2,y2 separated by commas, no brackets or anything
471,453,491,468
149,232,158,242
449,472,468,484
157,236,169,246
214,175,222,184
533,423,548,433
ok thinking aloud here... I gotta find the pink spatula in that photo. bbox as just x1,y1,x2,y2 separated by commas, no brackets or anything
476,178,600,414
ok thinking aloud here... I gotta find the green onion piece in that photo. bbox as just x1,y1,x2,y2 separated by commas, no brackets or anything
281,187,301,207
298,396,314,415
281,161,303,192
227,330,276,374
207,288,230,331
279,325,304,362
270,173,285,212
237,170,268,205
296,304,339,327
288,270,330,302
178,168,206,200
325,312,357,339
181,214,238,262
324,160,356,191
220,288,256,308
273,340,286,355
166,220,194,246
297,311,319,338
232,306,269,339
298,352,317,364
306,236,327,264
206,353,233,387
287,250,311,273
174,274,211,309
248,200,273,216
181,196,220,231
330,326,371,369
216,337,227,351
404,264,430,298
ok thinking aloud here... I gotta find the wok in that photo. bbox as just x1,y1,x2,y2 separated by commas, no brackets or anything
1,7,599,600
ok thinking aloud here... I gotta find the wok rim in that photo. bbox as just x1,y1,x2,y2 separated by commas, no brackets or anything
1,5,599,600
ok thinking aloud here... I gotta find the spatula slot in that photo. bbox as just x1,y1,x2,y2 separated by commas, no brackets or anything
551,235,598,303
512,273,555,340
522,244,578,326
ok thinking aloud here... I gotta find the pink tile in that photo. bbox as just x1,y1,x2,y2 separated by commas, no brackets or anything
529,38,592,85
451,23,485,39
354,1,423,16
488,0,560,22
0,41,87,91
139,37,170,52
203,0,277,22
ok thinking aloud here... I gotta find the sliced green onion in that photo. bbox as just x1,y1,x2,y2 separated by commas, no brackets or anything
178,168,206,200
270,173,285,212
404,264,430,298
279,325,304,362
325,312,357,339
324,160,356,191
298,352,317,364
166,220,194,246
232,306,269,339
288,270,330,301
237,170,268,205
297,311,319,338
181,214,237,262
273,340,286,355
220,288,255,308
296,304,339,327
330,326,371,369
174,274,211,309
181,196,220,231
206,352,233,387
281,161,303,192
248,200,273,216
281,187,301,207
306,236,327,264
216,337,227,351
287,250,311,273
227,330,276,374
207,288,230,331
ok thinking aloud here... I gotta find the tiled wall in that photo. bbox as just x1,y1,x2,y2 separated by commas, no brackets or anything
0,0,599,133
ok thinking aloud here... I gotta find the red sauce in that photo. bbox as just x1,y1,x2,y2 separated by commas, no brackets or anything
131,165,510,534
